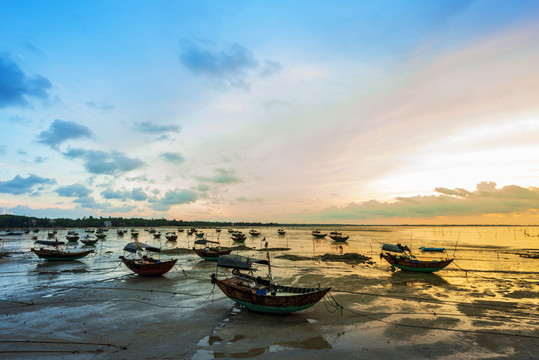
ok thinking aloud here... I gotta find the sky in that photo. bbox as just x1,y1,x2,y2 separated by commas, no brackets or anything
1,0,539,225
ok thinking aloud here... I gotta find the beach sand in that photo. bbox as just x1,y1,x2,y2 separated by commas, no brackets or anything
0,226,538,359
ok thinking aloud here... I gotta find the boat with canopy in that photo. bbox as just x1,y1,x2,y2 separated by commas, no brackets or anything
119,241,177,276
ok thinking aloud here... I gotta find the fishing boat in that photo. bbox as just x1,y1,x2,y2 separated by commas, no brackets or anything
329,232,349,242
277,229,286,235
193,239,232,260
215,228,222,233
165,232,178,241
117,229,126,236
153,232,162,239
31,240,94,261
231,231,246,243
211,254,331,314
81,236,98,245
65,233,79,242
312,229,327,239
195,231,205,238
227,228,235,233
119,241,177,276
96,232,106,239
380,243,454,273
249,229,261,236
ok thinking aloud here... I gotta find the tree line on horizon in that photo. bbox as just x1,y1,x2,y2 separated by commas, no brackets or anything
0,214,280,229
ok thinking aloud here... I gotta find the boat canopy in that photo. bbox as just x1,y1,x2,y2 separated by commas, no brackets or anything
194,239,220,245
35,240,65,246
382,243,411,253
123,242,160,253
217,254,269,270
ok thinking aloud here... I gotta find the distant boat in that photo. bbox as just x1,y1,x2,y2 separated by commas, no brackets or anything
119,241,177,276
215,228,222,233
249,229,261,236
312,229,327,239
329,233,349,242
380,243,454,273
227,228,235,233
211,254,331,314
178,228,184,232
193,239,231,260
66,234,80,242
153,232,162,239
231,231,246,243
277,229,286,235
81,237,98,246
195,231,205,238
165,232,178,241
96,232,106,239
31,240,94,261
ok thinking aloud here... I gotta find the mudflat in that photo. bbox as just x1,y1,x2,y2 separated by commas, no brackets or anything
1,226,538,359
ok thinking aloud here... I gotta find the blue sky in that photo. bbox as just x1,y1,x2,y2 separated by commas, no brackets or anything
1,0,539,224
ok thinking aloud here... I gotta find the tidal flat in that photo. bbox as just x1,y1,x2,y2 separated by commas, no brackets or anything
0,226,538,359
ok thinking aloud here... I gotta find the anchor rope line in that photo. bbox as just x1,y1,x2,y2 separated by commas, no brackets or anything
324,292,539,340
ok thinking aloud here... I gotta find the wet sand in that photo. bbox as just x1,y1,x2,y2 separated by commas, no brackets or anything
0,226,538,359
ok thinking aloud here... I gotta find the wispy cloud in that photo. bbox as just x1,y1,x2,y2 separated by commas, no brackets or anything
149,189,199,211
101,187,148,201
86,101,115,112
0,54,51,108
179,41,280,89
55,183,91,197
195,168,241,184
132,121,181,135
64,148,146,175
160,152,185,163
0,174,56,195
37,119,93,149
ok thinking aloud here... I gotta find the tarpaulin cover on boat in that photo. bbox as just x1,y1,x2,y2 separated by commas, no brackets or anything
194,239,220,245
35,240,65,246
382,243,409,253
217,254,269,270
123,242,161,253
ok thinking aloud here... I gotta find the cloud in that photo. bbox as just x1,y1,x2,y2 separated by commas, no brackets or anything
195,168,241,184
37,119,93,149
0,174,56,195
197,183,210,192
86,101,115,112
149,189,199,211
3,205,95,219
73,196,111,210
132,121,181,135
64,148,145,175
160,152,185,163
101,187,148,201
179,41,280,89
313,182,539,220
0,55,52,108
56,183,91,197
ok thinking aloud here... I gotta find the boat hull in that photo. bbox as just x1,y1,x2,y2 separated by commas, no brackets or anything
214,277,330,314
381,253,453,273
193,248,232,260
120,256,177,276
31,248,94,261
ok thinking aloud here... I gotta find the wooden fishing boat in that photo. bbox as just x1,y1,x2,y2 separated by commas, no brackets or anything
312,229,327,239
96,233,106,239
329,233,349,242
119,241,177,276
81,237,98,245
231,231,246,242
211,254,331,314
249,229,261,236
380,243,453,273
153,232,162,239
193,239,232,260
31,240,94,261
65,234,79,242
165,232,178,241
215,228,222,233
277,229,286,235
